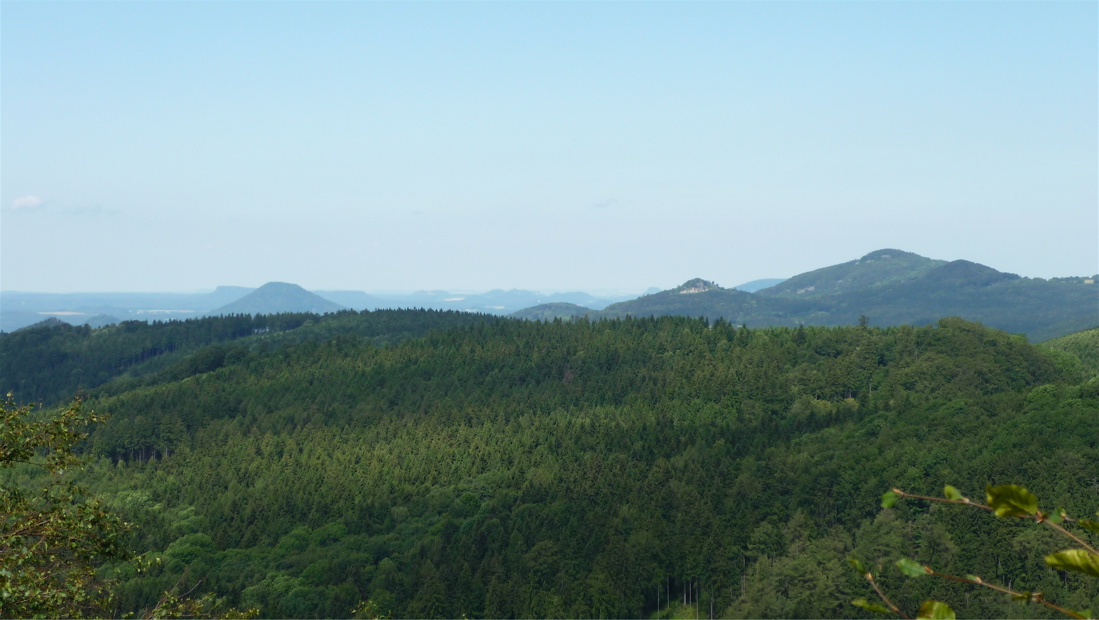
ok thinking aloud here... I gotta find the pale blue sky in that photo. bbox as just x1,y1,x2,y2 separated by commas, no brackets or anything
2,1,1096,293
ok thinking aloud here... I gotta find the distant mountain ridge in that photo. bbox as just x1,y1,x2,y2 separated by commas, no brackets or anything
510,302,594,321
599,279,770,321
732,278,786,293
513,249,1098,341
209,282,346,316
757,249,945,298
4,249,1095,340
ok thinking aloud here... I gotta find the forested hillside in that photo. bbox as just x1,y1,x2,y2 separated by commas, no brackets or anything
28,314,1094,618
757,249,946,298
1043,327,1099,376
0,309,498,407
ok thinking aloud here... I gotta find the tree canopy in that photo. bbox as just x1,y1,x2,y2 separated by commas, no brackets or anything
3,313,1097,618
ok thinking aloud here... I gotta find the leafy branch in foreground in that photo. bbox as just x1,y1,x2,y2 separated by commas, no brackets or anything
121,569,258,619
851,484,1098,619
0,394,128,617
0,394,258,619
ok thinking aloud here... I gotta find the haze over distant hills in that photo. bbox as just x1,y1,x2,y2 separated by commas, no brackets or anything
3,248,1095,340
316,289,637,315
210,282,346,316
0,286,641,332
0,286,258,332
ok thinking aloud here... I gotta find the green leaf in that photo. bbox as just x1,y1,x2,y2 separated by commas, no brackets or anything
852,599,893,615
895,557,928,578
1045,549,1099,578
917,601,955,619
848,558,867,574
1077,519,1099,534
1010,591,1032,602
1048,509,1064,525
943,485,963,501
985,484,1038,518
881,491,898,508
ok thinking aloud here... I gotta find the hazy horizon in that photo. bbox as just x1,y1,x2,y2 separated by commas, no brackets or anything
4,2,1096,294
0,283,662,297
3,247,1096,297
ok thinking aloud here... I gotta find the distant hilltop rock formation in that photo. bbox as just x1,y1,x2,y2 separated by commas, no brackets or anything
675,278,720,294
512,249,1098,341
600,278,763,322
209,282,346,316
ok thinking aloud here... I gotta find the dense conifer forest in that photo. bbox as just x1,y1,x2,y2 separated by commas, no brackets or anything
0,309,498,407
2,311,1098,618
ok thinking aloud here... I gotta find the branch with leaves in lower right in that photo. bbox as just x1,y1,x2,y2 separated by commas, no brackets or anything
883,485,1099,556
849,483,1099,620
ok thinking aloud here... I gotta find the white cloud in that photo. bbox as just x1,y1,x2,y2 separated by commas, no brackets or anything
589,198,619,210
11,195,43,210
3,196,121,217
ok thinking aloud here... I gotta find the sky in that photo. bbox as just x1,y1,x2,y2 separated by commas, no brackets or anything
2,1,1096,294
